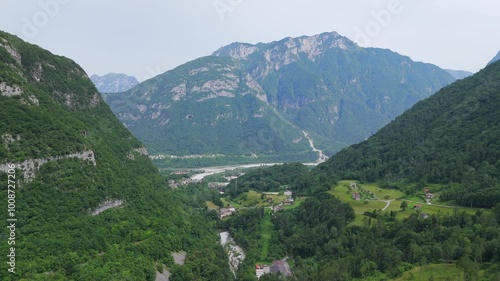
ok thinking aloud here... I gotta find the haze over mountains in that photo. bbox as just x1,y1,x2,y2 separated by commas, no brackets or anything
105,32,456,167
90,73,139,93
445,69,473,79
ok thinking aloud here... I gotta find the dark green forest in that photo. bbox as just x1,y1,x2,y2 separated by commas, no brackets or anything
224,163,309,197
217,62,500,280
317,61,500,208
274,195,500,280
0,31,231,280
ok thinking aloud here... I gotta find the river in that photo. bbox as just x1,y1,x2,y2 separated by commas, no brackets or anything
190,133,328,181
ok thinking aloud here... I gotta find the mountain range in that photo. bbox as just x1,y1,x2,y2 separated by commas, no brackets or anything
0,31,231,280
90,73,138,93
105,32,456,167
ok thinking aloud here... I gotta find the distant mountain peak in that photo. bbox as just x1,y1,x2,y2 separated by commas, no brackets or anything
212,31,357,62
90,73,139,93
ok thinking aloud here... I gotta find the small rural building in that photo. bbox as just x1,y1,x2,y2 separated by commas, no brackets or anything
352,192,361,201
283,197,294,206
219,207,236,219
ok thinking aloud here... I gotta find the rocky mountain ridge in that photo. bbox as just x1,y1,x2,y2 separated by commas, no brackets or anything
106,31,456,167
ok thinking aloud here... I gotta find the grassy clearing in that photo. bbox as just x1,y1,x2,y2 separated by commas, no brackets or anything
331,180,487,222
221,197,243,208
329,184,386,214
206,201,219,209
360,182,406,200
395,263,467,281
260,209,273,261
233,190,289,207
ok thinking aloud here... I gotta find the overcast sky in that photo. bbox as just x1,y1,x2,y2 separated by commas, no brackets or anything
1,0,499,81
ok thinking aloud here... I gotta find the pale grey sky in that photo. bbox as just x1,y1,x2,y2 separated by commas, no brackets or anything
1,0,499,81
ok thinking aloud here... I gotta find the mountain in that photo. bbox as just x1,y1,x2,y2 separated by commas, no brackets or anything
316,61,500,207
105,32,455,167
90,73,139,93
487,50,500,66
0,31,231,280
445,69,473,79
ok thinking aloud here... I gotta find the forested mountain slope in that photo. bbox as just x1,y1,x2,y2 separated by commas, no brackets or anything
318,61,500,207
0,31,231,280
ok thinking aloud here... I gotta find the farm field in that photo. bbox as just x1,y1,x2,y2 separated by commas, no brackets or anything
331,180,487,223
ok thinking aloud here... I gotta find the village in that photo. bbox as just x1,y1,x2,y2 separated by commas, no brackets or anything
166,169,482,280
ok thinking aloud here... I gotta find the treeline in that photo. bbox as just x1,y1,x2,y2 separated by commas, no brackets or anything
317,62,500,207
271,194,500,280
225,163,310,197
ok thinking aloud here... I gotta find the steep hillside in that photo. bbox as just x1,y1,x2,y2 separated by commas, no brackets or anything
214,32,455,153
0,31,231,280
106,32,455,167
90,73,138,93
317,61,500,207
107,56,316,166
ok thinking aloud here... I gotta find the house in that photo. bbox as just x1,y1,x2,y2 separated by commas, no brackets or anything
208,182,229,191
219,207,237,219
180,178,192,185
272,204,283,212
283,197,294,206
256,259,293,279
420,212,429,219
270,260,293,277
266,197,273,203
350,182,357,189
352,192,361,201
284,190,293,197
413,204,422,210
255,264,270,279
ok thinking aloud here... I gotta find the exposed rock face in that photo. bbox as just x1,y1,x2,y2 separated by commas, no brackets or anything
172,251,187,265
134,147,149,156
128,147,149,160
91,199,124,215
220,231,245,276
213,32,356,79
2,133,21,150
0,150,97,181
0,41,22,65
105,31,455,163
212,43,259,60
0,82,22,97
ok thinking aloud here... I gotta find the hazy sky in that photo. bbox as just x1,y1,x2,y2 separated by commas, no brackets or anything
1,0,499,81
